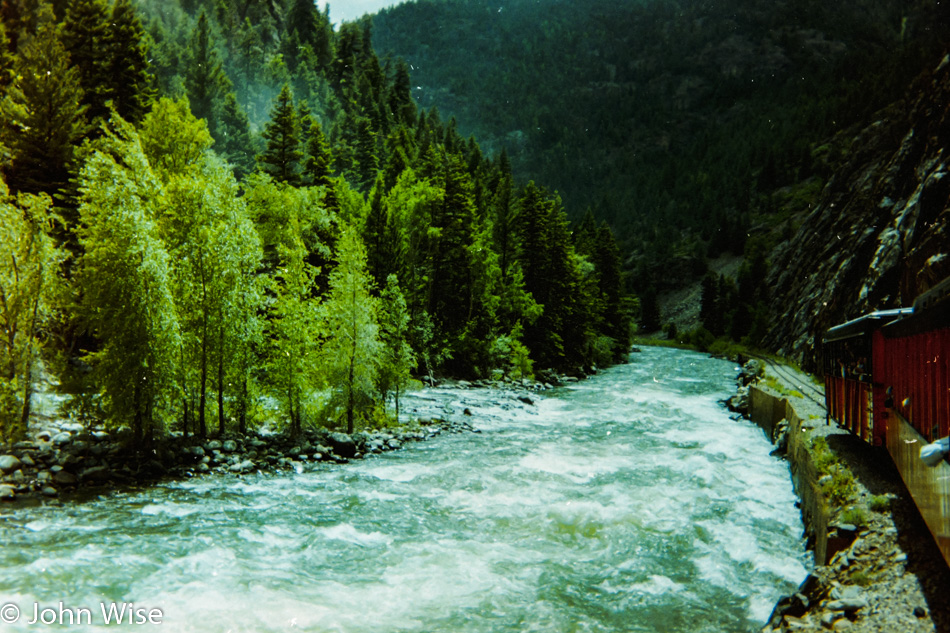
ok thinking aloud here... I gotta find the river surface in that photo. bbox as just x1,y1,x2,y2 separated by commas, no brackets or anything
0,347,808,632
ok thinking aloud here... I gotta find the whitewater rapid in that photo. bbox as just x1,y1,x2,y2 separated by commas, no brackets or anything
0,347,808,632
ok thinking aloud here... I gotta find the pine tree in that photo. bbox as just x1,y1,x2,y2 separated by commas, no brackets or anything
321,228,381,434
0,21,15,88
217,92,255,179
353,114,379,193
429,153,476,346
387,58,416,127
257,84,303,185
0,8,87,200
235,17,264,108
594,221,630,358
105,0,154,123
287,0,320,48
62,0,111,124
184,11,227,135
304,120,333,187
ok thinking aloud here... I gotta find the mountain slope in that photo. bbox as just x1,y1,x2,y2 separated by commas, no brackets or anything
372,0,948,274
765,54,950,366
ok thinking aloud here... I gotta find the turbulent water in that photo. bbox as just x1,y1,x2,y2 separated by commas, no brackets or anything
0,347,808,632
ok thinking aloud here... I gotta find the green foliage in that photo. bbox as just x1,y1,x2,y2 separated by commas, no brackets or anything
840,506,869,528
0,178,64,443
320,228,381,433
216,92,256,179
106,0,155,123
377,274,415,420
868,494,891,513
257,84,303,185
138,97,214,180
76,116,181,446
373,0,950,301
266,212,321,437
0,6,87,199
0,0,647,447
810,436,858,507
62,0,111,124
184,11,228,135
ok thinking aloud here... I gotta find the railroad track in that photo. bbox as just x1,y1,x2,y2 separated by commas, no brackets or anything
746,353,827,411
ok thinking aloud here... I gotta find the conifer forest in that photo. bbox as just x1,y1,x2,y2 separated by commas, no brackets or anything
0,0,633,447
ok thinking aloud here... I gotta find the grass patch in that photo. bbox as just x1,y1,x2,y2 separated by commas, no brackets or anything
868,494,891,513
840,506,869,527
810,436,858,506
763,376,804,399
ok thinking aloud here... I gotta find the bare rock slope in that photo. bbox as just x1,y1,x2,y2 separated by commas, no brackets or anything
765,54,950,366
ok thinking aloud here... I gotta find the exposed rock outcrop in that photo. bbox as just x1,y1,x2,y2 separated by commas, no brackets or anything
765,54,950,366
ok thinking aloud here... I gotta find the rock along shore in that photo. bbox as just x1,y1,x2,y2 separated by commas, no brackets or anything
0,375,571,508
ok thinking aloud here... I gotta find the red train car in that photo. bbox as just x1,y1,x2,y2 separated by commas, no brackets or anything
823,280,950,447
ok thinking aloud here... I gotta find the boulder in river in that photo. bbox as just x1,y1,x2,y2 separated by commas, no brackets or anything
327,432,357,458
0,484,15,500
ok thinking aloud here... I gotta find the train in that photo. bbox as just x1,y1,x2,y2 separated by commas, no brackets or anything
822,277,950,448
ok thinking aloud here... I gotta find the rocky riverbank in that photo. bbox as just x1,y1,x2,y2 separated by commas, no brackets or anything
727,358,950,633
0,417,483,507
0,376,565,508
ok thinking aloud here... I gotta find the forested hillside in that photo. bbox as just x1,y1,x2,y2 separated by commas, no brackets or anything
373,0,950,329
0,0,632,447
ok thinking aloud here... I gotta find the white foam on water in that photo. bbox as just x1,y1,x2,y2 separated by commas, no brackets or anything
317,522,393,547
358,461,430,483
140,502,200,518
0,348,808,633
629,574,685,596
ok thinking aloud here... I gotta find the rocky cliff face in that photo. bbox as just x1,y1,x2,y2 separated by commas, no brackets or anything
765,54,950,367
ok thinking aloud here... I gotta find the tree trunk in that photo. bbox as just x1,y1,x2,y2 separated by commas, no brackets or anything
182,397,190,438
198,325,207,438
216,323,225,437
238,347,249,435
394,385,400,422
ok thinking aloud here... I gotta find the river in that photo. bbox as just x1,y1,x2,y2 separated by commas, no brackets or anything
0,347,808,632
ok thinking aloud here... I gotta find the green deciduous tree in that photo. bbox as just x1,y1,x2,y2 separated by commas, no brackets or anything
321,228,380,433
76,117,180,447
0,178,64,443
377,274,414,420
160,161,261,438
267,215,321,437
139,97,214,180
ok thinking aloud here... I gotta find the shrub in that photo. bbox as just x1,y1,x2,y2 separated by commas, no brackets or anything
868,494,891,513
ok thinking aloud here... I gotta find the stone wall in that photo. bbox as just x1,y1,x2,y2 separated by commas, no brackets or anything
749,387,832,565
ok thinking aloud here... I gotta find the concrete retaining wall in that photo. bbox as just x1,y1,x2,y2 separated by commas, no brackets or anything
748,387,832,565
